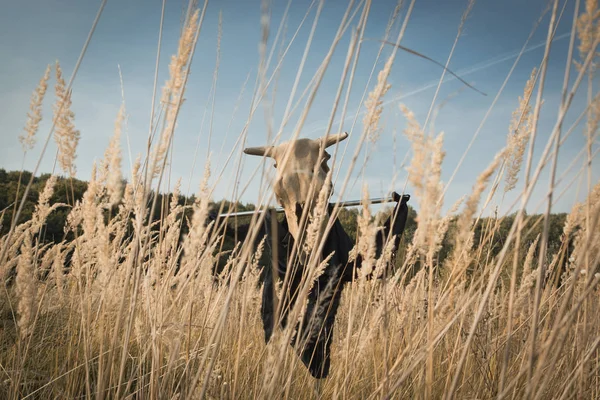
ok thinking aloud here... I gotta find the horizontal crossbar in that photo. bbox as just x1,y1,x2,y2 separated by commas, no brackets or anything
217,193,410,218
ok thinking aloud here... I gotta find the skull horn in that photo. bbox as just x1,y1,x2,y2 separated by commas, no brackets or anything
243,145,276,157
320,132,349,148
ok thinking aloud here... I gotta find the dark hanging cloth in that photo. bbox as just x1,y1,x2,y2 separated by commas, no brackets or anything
259,192,410,378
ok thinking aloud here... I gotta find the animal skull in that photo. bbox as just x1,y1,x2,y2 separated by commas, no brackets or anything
243,132,348,243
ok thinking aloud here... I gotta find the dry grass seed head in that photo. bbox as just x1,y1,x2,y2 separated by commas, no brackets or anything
82,163,102,237
504,67,536,193
16,231,37,339
151,9,200,179
30,175,60,232
180,160,213,280
585,93,600,143
570,182,600,267
19,64,51,152
303,170,333,257
457,149,506,248
53,61,80,178
515,235,541,316
354,185,381,281
363,56,393,143
423,132,446,261
576,0,600,72
104,104,125,206
564,181,600,267
433,195,464,257
52,243,66,300
400,104,446,259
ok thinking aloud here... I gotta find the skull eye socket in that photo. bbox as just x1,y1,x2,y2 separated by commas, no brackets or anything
320,152,331,173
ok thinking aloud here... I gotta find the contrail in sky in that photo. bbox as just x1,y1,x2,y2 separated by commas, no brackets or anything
304,31,571,135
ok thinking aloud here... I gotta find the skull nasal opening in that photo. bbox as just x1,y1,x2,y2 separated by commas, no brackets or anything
295,203,303,226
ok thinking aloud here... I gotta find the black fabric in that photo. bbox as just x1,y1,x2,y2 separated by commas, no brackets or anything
258,193,410,378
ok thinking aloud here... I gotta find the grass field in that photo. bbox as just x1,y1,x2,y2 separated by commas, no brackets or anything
1,0,600,398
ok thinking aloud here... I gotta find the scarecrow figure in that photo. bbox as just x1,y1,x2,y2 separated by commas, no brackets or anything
226,132,410,379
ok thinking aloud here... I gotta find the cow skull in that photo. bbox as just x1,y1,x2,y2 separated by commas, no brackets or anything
243,132,348,244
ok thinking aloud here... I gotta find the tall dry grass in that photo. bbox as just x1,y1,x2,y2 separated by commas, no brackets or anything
1,0,600,399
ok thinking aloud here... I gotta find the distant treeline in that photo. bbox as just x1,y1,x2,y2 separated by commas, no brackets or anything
0,169,568,267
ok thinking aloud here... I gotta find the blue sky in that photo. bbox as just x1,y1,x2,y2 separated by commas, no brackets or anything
0,0,598,216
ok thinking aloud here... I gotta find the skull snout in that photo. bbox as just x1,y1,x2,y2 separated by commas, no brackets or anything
243,132,348,242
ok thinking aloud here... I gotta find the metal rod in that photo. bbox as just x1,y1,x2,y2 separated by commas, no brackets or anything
217,193,410,218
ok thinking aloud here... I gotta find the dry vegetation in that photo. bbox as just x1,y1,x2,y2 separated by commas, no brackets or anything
1,0,600,399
